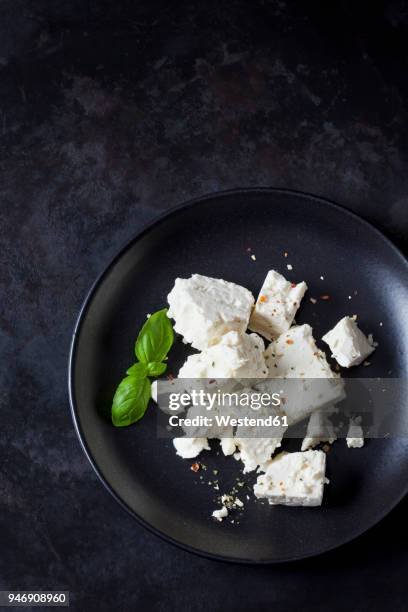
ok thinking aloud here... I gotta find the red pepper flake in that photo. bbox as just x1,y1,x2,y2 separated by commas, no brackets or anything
167,373,174,381
190,463,200,472
320,295,330,301
286,339,294,345
208,379,216,384
290,282,297,288
259,295,268,303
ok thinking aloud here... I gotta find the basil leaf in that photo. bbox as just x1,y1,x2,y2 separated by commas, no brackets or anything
135,309,174,364
112,376,151,427
146,361,167,377
126,362,147,378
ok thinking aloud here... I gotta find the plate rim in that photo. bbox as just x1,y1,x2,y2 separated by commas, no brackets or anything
68,187,408,564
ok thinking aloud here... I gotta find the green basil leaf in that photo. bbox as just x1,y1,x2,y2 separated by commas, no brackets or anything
126,362,147,378
146,361,167,377
112,376,151,427
135,309,174,364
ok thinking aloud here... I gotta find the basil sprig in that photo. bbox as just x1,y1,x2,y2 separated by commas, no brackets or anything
112,308,174,427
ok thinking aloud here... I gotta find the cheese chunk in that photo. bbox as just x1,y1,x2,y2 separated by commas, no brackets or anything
264,324,336,378
232,394,287,473
254,450,327,506
249,270,307,340
322,316,375,368
212,506,228,521
221,438,237,456
257,325,344,424
178,331,268,379
173,437,210,458
167,274,254,350
301,409,337,451
235,437,284,473
346,419,364,448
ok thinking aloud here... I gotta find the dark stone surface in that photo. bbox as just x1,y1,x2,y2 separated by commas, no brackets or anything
0,1,407,610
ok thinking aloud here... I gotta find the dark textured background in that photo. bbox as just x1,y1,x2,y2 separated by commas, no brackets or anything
1,1,407,610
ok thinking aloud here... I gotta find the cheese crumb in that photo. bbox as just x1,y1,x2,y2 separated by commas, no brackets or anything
212,506,228,521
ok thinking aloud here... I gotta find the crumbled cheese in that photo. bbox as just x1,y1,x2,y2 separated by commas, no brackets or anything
322,316,375,367
248,270,307,341
167,274,254,350
254,450,327,506
301,409,337,451
178,331,268,379
263,324,337,379
235,437,284,473
258,325,344,424
151,380,158,403
173,437,210,459
221,438,237,456
346,419,364,448
212,506,228,521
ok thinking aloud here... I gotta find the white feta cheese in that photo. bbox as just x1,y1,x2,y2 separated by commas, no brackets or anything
179,402,234,441
257,325,344,424
151,380,158,403
167,274,254,350
301,409,337,451
249,270,307,340
221,438,237,456
178,331,268,379
173,437,210,458
212,506,228,521
254,450,327,506
264,324,336,378
346,419,364,448
235,437,284,473
232,394,287,472
322,316,375,368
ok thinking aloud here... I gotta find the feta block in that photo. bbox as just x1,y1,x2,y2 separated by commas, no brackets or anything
173,437,210,458
178,331,268,379
301,409,337,451
264,324,336,378
322,316,375,368
254,450,327,506
346,418,364,448
257,325,344,424
167,274,254,350
249,270,307,340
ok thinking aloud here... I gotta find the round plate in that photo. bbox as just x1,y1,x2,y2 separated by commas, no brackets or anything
69,189,408,563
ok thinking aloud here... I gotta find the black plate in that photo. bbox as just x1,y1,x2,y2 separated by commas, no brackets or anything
69,189,408,563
